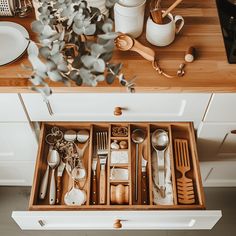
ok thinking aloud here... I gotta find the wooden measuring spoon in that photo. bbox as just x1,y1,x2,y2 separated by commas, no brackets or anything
115,34,155,62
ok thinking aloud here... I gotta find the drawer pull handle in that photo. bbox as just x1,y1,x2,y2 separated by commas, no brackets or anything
113,219,122,229
45,100,54,116
38,220,45,227
231,130,236,134
114,107,122,116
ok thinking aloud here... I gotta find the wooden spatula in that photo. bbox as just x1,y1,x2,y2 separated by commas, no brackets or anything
174,139,195,204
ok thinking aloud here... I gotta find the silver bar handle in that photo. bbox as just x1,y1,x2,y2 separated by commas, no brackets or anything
45,100,54,116
38,220,45,227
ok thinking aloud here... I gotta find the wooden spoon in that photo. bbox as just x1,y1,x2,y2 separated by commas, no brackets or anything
150,0,163,24
162,0,183,18
115,34,155,62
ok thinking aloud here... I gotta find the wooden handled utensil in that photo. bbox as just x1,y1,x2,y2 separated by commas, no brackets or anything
174,139,195,204
115,34,155,62
162,0,183,18
150,0,163,24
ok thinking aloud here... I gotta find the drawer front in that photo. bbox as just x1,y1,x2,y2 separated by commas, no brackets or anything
200,161,236,187
204,94,236,122
21,93,211,126
0,123,38,161
0,161,35,186
12,210,221,230
0,94,27,122
197,122,236,161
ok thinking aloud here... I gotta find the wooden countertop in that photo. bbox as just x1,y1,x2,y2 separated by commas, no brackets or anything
0,0,236,93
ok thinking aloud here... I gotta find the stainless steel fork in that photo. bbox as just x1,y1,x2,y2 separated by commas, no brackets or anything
96,131,108,204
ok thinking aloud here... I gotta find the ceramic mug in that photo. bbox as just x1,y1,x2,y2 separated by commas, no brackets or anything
114,0,146,38
146,13,185,47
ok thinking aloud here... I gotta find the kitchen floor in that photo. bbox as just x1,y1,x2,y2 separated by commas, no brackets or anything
0,187,235,236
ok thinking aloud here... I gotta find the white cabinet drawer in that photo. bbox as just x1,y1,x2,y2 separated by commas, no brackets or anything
197,122,236,161
200,161,236,187
0,94,27,122
12,210,221,230
0,123,38,161
0,161,35,186
12,121,221,230
21,93,211,126
204,94,236,122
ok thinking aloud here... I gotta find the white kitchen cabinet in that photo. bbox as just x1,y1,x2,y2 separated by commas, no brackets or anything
197,122,236,161
200,161,236,187
0,94,27,122
204,94,236,122
21,93,211,127
0,94,38,186
12,211,221,230
0,161,35,186
0,123,37,162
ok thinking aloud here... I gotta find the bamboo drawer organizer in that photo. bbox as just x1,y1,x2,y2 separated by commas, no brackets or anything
29,122,205,210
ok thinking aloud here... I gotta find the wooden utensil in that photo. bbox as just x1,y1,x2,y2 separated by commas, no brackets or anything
96,132,108,204
174,139,195,204
150,0,163,24
141,147,148,205
56,159,65,204
162,0,183,18
115,34,155,62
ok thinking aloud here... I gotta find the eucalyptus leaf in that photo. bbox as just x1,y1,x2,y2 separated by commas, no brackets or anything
48,70,63,81
27,41,39,56
93,59,105,73
81,55,96,68
84,24,96,35
31,21,44,34
106,73,116,84
39,46,51,58
28,55,47,72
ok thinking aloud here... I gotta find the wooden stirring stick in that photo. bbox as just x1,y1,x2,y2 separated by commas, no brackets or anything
162,0,183,18
150,0,163,24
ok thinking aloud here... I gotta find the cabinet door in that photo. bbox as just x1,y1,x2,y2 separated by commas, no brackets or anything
21,93,211,127
12,210,221,230
0,94,27,122
0,123,37,162
0,161,35,186
200,161,236,187
0,123,37,186
197,122,236,161
204,94,236,122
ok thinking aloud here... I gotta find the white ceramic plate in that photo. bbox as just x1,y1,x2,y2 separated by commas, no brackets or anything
0,22,29,66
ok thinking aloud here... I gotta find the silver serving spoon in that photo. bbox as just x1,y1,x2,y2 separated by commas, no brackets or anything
131,129,146,202
48,149,60,205
151,129,169,198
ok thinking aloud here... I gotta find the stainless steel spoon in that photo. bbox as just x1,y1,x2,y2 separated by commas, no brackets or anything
131,129,146,202
48,149,60,205
151,129,169,198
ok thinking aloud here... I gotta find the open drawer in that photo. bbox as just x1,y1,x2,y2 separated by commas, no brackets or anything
12,122,222,230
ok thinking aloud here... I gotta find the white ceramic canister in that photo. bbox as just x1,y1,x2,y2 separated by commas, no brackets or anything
146,12,184,47
114,0,146,38
87,0,109,17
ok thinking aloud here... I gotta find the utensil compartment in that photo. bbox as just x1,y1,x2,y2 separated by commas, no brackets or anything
29,122,205,210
